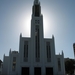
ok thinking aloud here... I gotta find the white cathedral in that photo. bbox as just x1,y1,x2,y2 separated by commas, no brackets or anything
2,0,65,75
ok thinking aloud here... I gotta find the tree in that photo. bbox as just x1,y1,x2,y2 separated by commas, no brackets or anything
0,60,2,67
65,58,75,74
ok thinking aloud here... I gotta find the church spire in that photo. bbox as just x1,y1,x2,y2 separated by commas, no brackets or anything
33,0,41,17
34,0,39,5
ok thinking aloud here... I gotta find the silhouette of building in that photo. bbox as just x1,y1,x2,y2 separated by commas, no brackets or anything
2,0,65,75
73,43,75,57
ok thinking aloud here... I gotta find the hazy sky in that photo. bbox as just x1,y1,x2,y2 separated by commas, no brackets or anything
0,0,75,61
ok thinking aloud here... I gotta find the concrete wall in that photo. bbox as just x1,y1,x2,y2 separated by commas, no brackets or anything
8,51,19,75
56,55,65,75
2,56,9,75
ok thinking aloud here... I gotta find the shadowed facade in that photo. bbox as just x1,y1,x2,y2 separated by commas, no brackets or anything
2,0,65,75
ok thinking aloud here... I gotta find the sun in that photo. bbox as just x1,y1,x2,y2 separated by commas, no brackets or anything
43,12,52,37
19,11,31,37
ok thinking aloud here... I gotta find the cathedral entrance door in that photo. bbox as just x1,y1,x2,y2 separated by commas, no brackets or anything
46,67,53,75
34,67,41,75
21,67,29,75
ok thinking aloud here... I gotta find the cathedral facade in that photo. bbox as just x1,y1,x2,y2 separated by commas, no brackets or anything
2,0,65,75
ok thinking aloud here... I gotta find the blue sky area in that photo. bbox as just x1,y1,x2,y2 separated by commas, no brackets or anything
0,0,75,61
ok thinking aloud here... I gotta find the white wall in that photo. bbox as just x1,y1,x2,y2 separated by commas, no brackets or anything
2,56,9,75
56,55,65,75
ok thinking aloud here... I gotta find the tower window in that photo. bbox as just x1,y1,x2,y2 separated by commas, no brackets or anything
24,41,28,62
46,42,51,62
35,20,37,23
35,20,40,24
12,57,16,71
37,20,40,24
58,58,61,71
35,25,40,62
13,57,16,63
35,5,40,17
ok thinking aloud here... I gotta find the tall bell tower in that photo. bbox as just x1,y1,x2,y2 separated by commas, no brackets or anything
31,0,44,38
31,0,44,62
